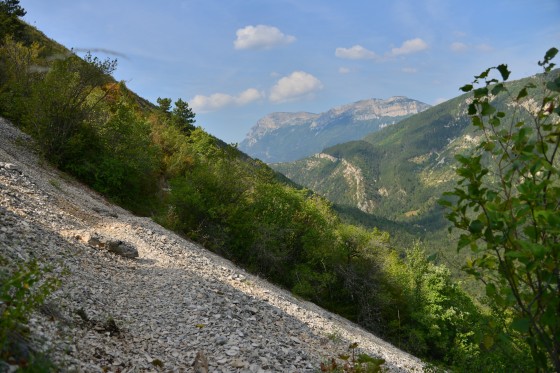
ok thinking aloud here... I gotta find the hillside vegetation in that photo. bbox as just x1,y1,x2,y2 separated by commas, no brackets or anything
0,3,554,371
273,70,560,260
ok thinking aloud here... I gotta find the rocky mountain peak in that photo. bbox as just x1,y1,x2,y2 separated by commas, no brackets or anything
240,96,430,163
244,112,319,146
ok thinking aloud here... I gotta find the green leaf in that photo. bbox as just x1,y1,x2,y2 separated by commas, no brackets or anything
482,141,495,151
491,83,506,96
504,250,526,259
468,219,484,234
545,47,558,60
476,69,491,79
468,103,478,115
460,84,473,92
357,354,374,363
486,283,497,297
474,87,488,99
489,117,501,127
458,235,472,250
516,87,529,100
483,334,495,349
539,47,558,67
496,64,510,81
472,116,483,127
481,102,496,116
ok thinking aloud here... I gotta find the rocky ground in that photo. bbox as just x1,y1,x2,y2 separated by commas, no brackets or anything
0,117,424,372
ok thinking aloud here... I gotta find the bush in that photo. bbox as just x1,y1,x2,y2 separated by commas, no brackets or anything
442,48,560,370
0,256,60,369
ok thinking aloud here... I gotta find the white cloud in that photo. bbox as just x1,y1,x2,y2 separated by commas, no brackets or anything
450,42,468,52
191,93,233,112
402,67,417,73
191,72,323,110
234,25,296,50
338,67,351,74
191,88,263,112
236,88,262,105
335,45,377,60
389,38,428,56
269,71,323,103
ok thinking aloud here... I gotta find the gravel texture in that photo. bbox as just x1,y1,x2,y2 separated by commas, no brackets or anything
0,117,424,372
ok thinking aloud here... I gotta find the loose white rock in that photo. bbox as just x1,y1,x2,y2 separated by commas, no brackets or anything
0,117,424,372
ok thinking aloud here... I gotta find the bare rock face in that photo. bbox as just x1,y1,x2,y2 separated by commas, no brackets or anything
239,96,430,163
243,112,319,146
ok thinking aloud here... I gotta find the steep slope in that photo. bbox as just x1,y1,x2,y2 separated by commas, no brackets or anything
272,71,559,246
0,118,424,371
240,97,430,163
272,92,469,221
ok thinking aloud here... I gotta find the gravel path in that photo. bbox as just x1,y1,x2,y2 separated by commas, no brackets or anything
0,117,424,372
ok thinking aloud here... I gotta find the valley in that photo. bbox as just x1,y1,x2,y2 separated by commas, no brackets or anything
271,70,560,259
1,2,559,371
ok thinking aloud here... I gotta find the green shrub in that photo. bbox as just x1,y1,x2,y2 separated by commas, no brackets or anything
0,255,60,369
442,48,560,371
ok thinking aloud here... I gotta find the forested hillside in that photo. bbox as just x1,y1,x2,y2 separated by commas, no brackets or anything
273,70,560,253
273,52,560,371
1,2,557,371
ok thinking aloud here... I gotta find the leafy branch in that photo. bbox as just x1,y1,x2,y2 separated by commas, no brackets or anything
442,47,560,371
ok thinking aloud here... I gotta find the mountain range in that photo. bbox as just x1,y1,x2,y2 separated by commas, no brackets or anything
271,71,559,252
3,5,558,368
239,96,430,163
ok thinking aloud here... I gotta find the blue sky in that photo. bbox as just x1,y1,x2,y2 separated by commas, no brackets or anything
22,0,560,144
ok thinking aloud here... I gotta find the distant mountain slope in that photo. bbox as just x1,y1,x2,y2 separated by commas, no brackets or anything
272,71,559,239
239,96,430,163
272,96,469,219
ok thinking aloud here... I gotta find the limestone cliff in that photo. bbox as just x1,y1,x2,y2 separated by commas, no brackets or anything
240,97,430,163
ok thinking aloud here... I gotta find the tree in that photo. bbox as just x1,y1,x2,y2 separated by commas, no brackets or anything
23,52,117,165
0,0,25,16
0,0,26,40
155,97,196,133
0,36,42,121
156,97,171,113
441,48,560,371
171,98,196,133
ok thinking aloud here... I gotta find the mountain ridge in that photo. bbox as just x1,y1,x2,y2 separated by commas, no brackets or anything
240,96,430,163
271,69,560,250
